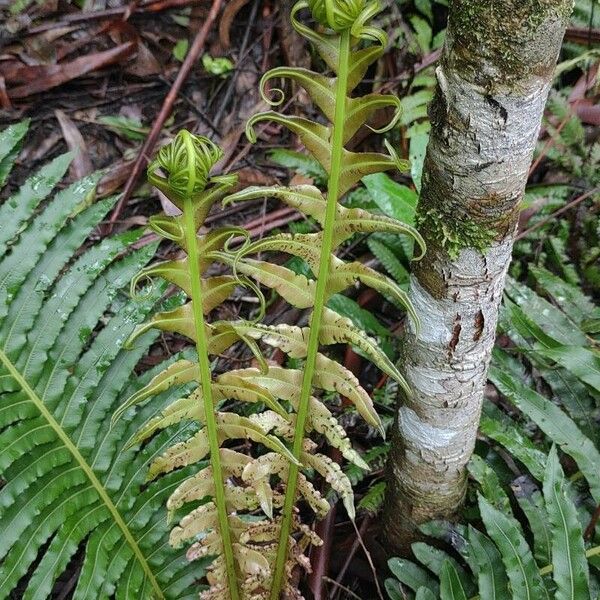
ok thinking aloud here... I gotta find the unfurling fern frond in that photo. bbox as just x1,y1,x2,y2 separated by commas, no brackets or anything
113,131,316,600
0,121,202,598
223,1,424,597
115,3,424,598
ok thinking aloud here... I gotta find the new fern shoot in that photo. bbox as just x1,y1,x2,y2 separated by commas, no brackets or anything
114,1,425,598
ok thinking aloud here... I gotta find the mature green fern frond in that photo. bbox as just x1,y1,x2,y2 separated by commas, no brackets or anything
0,122,201,599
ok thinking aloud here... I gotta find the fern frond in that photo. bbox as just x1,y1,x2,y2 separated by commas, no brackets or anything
0,122,201,598
115,2,425,597
222,3,425,596
113,131,310,600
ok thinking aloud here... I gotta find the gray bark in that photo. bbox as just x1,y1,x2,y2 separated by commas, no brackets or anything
383,0,573,548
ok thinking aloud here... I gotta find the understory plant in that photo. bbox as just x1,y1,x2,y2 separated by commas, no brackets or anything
385,258,600,600
113,1,425,598
0,121,204,598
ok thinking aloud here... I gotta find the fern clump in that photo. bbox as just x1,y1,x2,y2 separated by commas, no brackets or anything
115,1,425,598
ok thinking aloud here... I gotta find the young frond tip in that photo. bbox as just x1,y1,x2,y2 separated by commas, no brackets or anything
306,0,383,40
147,130,226,207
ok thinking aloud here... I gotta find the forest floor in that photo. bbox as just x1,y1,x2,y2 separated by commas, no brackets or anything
1,0,599,599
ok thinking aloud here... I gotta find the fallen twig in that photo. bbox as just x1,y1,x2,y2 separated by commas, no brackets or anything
515,186,599,241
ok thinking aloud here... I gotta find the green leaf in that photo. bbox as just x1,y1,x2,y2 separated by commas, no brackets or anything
329,260,419,332
415,0,433,21
504,278,587,346
400,89,433,127
479,401,547,481
387,557,440,595
536,345,600,393
0,141,194,597
522,184,572,209
416,588,437,600
529,266,595,324
440,560,467,600
384,579,404,600
268,149,326,183
173,39,189,61
97,115,149,141
368,236,410,284
412,542,473,594
202,54,234,76
409,14,433,52
478,494,550,600
0,119,29,187
362,172,417,223
357,480,386,513
543,446,591,600
538,366,599,445
490,350,600,503
0,152,73,257
468,454,512,515
326,293,390,337
512,479,552,565
467,525,510,600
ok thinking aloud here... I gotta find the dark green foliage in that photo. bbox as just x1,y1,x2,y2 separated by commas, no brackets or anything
386,266,599,600
0,122,204,599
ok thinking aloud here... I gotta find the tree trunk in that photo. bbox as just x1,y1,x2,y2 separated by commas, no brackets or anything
383,0,573,549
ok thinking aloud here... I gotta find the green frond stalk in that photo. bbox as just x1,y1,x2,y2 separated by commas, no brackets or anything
269,28,352,598
182,197,239,600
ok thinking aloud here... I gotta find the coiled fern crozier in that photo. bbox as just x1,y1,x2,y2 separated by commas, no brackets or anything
114,1,425,598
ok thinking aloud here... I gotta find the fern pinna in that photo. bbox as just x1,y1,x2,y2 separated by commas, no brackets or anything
0,121,201,598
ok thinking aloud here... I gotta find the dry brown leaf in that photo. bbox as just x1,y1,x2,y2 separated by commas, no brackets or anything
105,20,161,77
97,160,135,198
6,42,135,99
55,109,93,180
219,0,251,49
